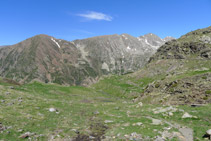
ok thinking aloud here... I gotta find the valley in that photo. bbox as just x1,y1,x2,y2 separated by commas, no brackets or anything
0,26,211,140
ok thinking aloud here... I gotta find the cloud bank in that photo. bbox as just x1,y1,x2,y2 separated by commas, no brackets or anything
77,11,113,21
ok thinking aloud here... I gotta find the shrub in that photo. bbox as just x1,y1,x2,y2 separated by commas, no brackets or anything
205,90,211,94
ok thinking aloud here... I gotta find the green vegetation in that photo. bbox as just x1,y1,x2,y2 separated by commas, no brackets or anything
0,78,210,140
205,90,211,94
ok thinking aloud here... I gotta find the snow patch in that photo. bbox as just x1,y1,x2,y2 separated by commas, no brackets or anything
51,38,61,48
145,39,151,46
137,37,141,41
145,39,159,49
127,46,131,50
122,35,128,40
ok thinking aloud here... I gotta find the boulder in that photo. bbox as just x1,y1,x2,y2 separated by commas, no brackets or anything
104,120,113,123
49,108,57,112
182,112,197,118
152,119,162,125
133,122,143,126
207,129,211,135
136,102,143,108
19,132,35,138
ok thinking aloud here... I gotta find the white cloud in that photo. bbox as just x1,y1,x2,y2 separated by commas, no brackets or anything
77,11,113,21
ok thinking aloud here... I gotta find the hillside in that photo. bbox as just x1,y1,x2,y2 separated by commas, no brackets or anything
0,34,172,86
0,78,210,140
94,26,211,105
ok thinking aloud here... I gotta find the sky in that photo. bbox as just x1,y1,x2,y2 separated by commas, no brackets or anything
0,0,211,45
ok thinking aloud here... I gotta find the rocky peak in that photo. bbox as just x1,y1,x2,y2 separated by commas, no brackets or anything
138,33,169,49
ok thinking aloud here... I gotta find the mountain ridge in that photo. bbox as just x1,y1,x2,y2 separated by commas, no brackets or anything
0,33,174,85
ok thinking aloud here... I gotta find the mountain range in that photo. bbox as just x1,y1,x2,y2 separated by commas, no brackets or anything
0,33,174,85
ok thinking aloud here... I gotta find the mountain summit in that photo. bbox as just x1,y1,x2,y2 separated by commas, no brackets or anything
138,33,174,49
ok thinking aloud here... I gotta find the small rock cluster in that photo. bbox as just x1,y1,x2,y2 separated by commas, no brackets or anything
124,132,143,140
152,106,178,117
0,123,7,133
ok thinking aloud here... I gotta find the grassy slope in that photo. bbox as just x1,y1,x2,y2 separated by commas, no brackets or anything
0,77,210,140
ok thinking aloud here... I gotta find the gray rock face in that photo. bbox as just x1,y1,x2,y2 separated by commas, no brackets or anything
73,34,157,76
0,33,173,85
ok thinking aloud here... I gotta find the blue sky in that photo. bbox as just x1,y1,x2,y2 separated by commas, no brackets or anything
0,0,211,45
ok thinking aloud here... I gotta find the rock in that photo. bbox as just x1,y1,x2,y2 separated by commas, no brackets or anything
7,102,14,106
122,101,127,104
154,136,165,141
49,108,57,112
124,132,143,140
168,112,173,116
18,129,24,133
163,127,171,130
203,129,211,139
114,107,120,110
179,128,193,141
136,102,143,108
153,106,177,114
0,123,6,132
9,86,14,89
18,100,23,103
182,112,192,118
5,92,11,95
161,131,174,139
71,129,80,136
19,132,35,138
206,129,211,135
93,111,99,115
132,122,143,126
39,134,44,137
104,120,113,123
89,136,95,139
123,123,130,127
1,100,5,103
191,104,204,107
152,119,162,125
182,112,197,118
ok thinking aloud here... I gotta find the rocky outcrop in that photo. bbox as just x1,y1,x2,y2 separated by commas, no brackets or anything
150,26,211,61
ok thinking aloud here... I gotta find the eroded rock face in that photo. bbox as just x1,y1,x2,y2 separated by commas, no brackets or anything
0,33,173,85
